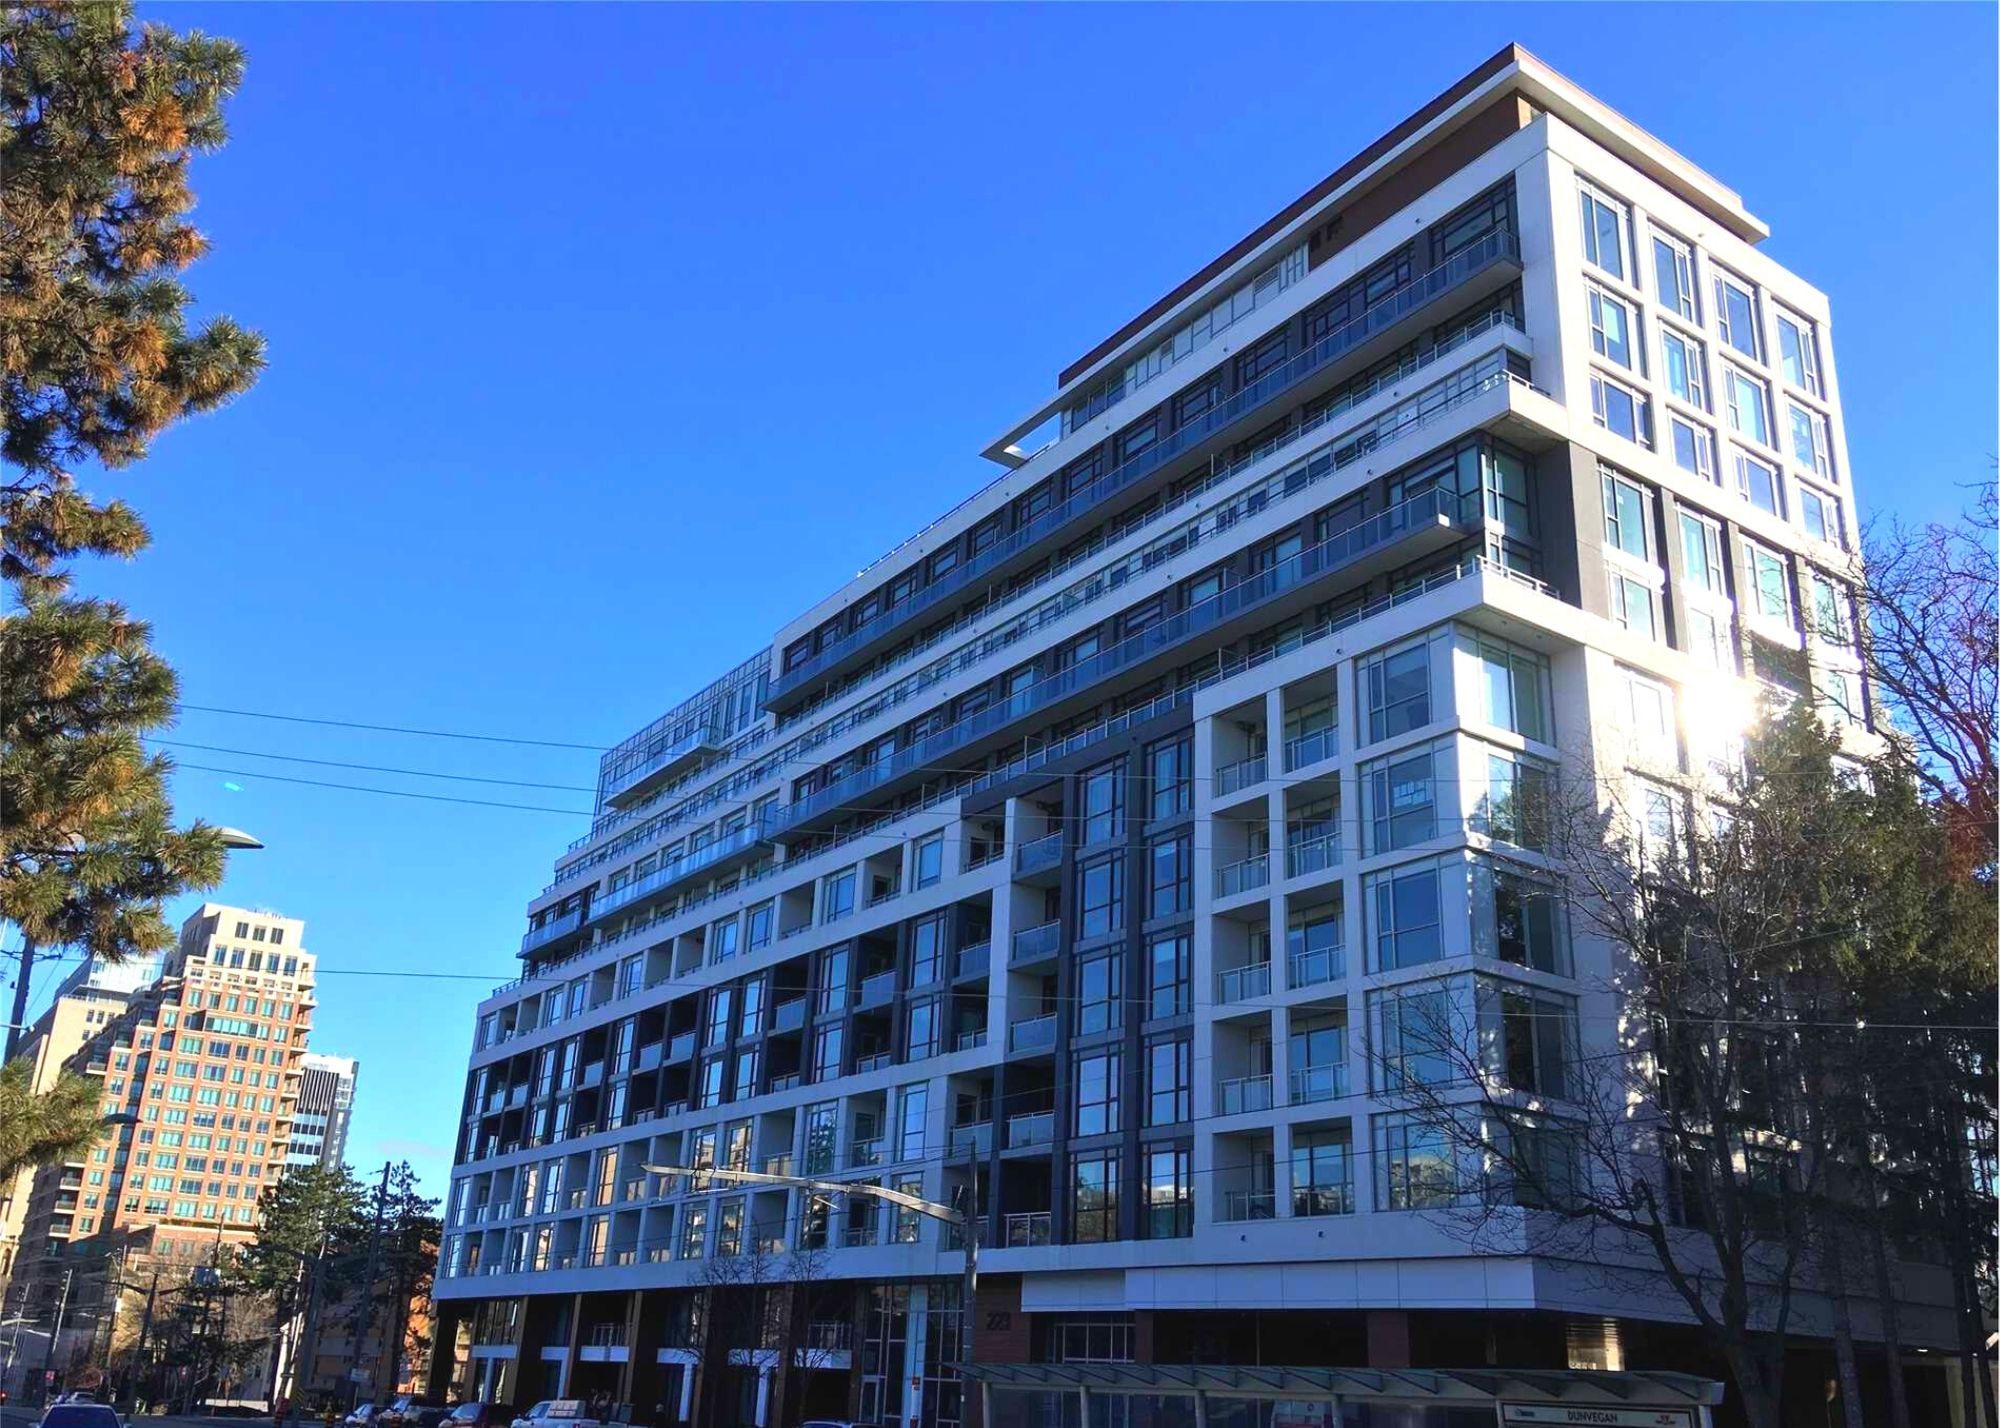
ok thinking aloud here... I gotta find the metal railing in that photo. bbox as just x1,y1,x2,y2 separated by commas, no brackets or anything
1004,1211,1053,1248
1216,853,1270,899
1008,1015,1057,1053
1219,1074,1274,1114
1007,1110,1055,1148
1288,945,1345,990
1014,831,1063,874
1289,1063,1348,1105
1220,1189,1278,1223
1286,833,1341,879
1216,962,1272,1004
1214,754,1268,797
1283,726,1339,772
1294,1182,1356,1218
1010,920,1061,964
955,942,991,979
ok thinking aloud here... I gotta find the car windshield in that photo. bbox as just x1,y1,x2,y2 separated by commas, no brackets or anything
451,1410,481,1422
43,1408,121,1428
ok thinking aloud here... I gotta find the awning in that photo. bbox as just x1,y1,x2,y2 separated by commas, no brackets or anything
958,1363,1724,1409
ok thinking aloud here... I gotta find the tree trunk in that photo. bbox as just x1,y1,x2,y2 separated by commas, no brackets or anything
1825,1223,1868,1428
1862,1192,1911,1428
1722,1340,1787,1428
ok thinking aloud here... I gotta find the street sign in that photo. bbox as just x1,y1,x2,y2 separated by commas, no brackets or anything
348,1370,371,1384
1500,1407,1696,1427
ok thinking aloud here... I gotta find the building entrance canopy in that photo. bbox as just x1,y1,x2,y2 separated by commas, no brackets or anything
962,1364,1723,1428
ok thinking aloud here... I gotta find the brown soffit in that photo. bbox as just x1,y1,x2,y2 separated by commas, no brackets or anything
1055,42,1528,391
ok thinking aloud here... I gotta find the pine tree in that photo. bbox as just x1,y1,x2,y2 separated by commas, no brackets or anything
0,1053,101,1180
2,3,262,1016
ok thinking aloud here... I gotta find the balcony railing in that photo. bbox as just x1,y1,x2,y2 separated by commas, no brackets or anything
956,1027,989,1051
1010,920,1060,965
1220,1189,1278,1223
665,1031,697,1064
1284,726,1339,772
850,1138,885,1169
1214,754,1267,797
1286,834,1341,879
1219,1074,1274,1115
764,228,1520,708
1294,1182,1356,1218
763,475,1484,841
770,997,807,1034
602,721,725,808
1216,962,1272,1004
584,823,768,929
1288,944,1345,989
857,970,898,1010
1007,1110,1055,1148
804,1320,854,1352
1004,1211,1053,1248
1008,1015,1057,1053
954,942,991,980
1215,852,1270,899
949,1121,992,1157
1289,1063,1348,1105
520,906,585,956
1014,832,1063,875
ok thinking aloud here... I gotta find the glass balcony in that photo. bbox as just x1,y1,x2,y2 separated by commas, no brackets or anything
1289,1063,1348,1105
1014,831,1063,875
1216,853,1270,899
1216,962,1272,1004
1288,945,1346,990
1294,1181,1356,1218
763,479,1479,842
770,997,807,1034
1219,1189,1277,1223
520,906,584,956
1008,1015,1057,1053
1005,1211,1053,1248
954,942,991,980
1286,834,1341,879
586,823,768,928
664,1031,697,1064
949,1121,992,1157
1219,1074,1274,1115
1284,726,1339,772
850,1138,884,1169
1006,1110,1055,1148
857,970,898,1010
1010,920,1061,965
602,721,726,809
764,228,1521,709
1214,754,1267,797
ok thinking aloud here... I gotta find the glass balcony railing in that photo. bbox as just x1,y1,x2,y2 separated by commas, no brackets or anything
1005,1211,1053,1248
520,906,584,956
764,228,1520,707
1010,920,1061,964
1216,852,1270,899
1219,1074,1274,1115
1294,1181,1356,1218
1284,726,1339,772
1289,1063,1348,1105
1220,1189,1278,1223
1216,962,1272,1004
949,1121,993,1157
585,823,767,928
1014,831,1063,874
763,478,1479,841
602,721,726,808
857,970,898,1010
1214,754,1268,796
954,942,991,980
1288,945,1345,990
770,997,807,1034
850,1138,885,1169
1008,1015,1057,1053
1286,833,1341,879
1007,1110,1055,1148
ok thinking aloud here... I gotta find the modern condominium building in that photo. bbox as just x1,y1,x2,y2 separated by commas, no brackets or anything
431,45,1958,1428
2,904,318,1397
289,1052,361,1169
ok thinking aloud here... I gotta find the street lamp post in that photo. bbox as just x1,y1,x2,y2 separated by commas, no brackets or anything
642,1161,981,1371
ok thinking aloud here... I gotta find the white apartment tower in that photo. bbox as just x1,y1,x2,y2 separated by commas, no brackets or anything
290,1053,360,1168
430,46,1959,1428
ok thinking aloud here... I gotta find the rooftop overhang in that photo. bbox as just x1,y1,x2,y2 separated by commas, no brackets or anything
983,42,1765,468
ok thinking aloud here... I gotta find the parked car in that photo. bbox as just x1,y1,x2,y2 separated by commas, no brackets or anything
347,1403,384,1428
510,1403,598,1428
380,1397,448,1428
443,1404,504,1428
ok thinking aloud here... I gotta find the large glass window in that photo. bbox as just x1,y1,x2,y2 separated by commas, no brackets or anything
1652,231,1696,319
1071,1154,1120,1243
1147,734,1193,819
1144,1147,1193,1238
1148,833,1192,918
1776,310,1822,396
1714,269,1761,359
906,998,940,1061
1591,372,1648,445
1788,403,1831,479
1371,865,1443,971
1736,452,1782,517
1080,761,1125,845
1660,327,1706,408
1494,868,1565,974
1602,471,1651,558
1808,571,1851,644
1679,511,1726,594
1618,668,1678,766
1492,983,1575,1098
1077,854,1124,939
1577,182,1628,280
1363,642,1431,743
910,915,945,987
913,833,944,889
1724,367,1771,446
1292,1128,1354,1217
1747,542,1794,626
1587,285,1636,369
897,1084,928,1162
1377,984,1454,1089
1607,571,1658,641
1798,484,1842,548
1145,1038,1191,1126
1073,1050,1122,1137
1077,952,1122,1036
1471,633,1551,742
1148,932,1191,1018
1365,747,1439,854
1669,415,1716,483
1481,750,1550,850
1379,1114,1460,1210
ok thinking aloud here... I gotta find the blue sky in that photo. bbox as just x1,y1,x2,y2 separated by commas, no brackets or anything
22,4,1994,1199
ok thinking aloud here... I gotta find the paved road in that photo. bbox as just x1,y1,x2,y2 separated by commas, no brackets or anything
1,1411,266,1428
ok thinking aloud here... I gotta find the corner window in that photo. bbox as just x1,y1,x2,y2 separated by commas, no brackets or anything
1371,864,1443,972
1723,368,1771,447
1607,571,1658,641
1788,403,1831,480
1590,373,1649,446
1601,471,1651,559
1797,484,1842,548
1679,511,1727,594
1660,327,1707,408
1776,310,1822,396
1587,285,1637,369
1363,641,1431,743
1735,452,1782,517
1493,868,1565,974
1746,542,1795,626
1468,633,1551,743
1364,746,1441,855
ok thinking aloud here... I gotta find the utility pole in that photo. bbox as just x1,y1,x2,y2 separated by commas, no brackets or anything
39,1266,73,1404
4,933,39,1061
132,1271,159,1413
349,1160,391,1411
